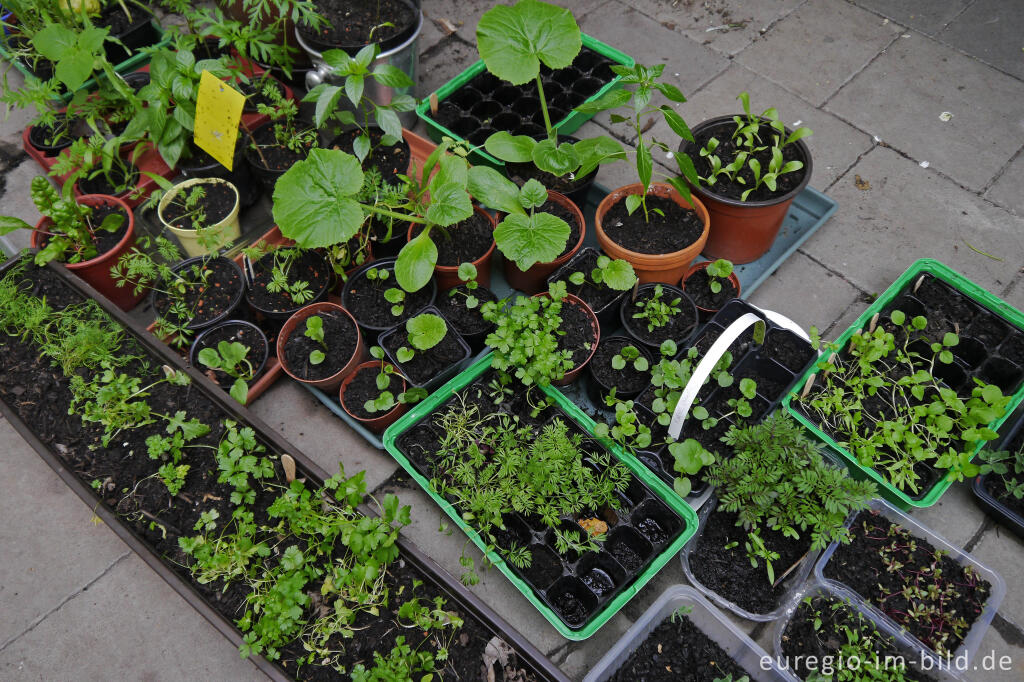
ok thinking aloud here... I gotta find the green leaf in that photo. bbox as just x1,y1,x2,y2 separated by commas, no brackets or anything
273,149,365,248
636,141,653,190
229,378,248,405
31,24,78,62
518,178,548,209
352,133,371,162
197,347,222,370
458,262,478,282
531,139,578,176
673,477,692,498
407,313,448,351
56,51,94,92
372,63,414,88
624,194,642,215
573,88,630,115
468,166,524,215
656,82,687,103
310,349,325,365
396,346,414,363
601,259,637,291
659,105,693,142
0,216,33,235
345,73,365,106
483,132,536,163
395,231,438,292
425,183,473,227
476,0,582,85
493,211,570,271
374,107,403,142
611,355,626,370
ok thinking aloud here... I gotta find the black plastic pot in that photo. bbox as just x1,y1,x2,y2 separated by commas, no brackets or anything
151,256,246,333
120,70,150,92
179,142,260,210
378,306,472,391
619,282,699,352
433,285,498,355
103,10,161,65
243,123,309,194
586,335,654,404
188,319,270,392
27,114,75,157
340,257,438,345
243,247,333,321
547,247,630,332
972,407,1024,540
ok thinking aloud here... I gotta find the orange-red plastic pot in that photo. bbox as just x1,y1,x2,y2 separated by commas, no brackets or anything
531,292,600,386
681,260,742,318
30,193,146,311
277,302,364,391
594,183,710,285
408,204,496,291
502,191,585,294
339,360,409,433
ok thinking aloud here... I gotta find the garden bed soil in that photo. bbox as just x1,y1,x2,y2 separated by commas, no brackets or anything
589,337,651,397
245,249,331,316
343,264,434,329
381,325,466,385
78,162,141,197
161,181,236,230
329,128,411,181
282,309,358,381
37,202,130,260
410,210,493,266
340,364,399,420
193,322,269,390
623,285,698,348
601,195,703,255
558,299,598,367
781,593,937,682
609,613,755,681
690,501,813,615
0,260,552,682
823,510,992,656
153,257,243,329
434,285,497,336
684,268,737,310
299,0,417,51
691,120,807,203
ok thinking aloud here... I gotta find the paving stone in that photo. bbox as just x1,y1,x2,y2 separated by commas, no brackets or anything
908,480,988,549
970,619,1024,682
417,35,479,98
0,417,130,648
747,250,863,334
938,0,1024,80
985,150,1024,217
645,63,874,190
0,158,44,258
0,554,266,681
0,69,36,149
628,0,804,56
555,612,631,679
573,0,730,141
818,291,874,340
825,33,1024,192
1000,276,1024,316
969,527,1024,632
736,0,901,107
801,146,1024,298
247,379,399,491
850,0,971,36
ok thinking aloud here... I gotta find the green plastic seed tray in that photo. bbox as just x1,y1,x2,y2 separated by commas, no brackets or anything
382,353,698,640
415,33,634,169
783,258,1024,510
0,19,169,102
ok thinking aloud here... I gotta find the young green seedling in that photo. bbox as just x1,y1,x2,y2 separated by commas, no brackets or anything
632,284,681,332
303,315,327,365
611,344,648,372
197,340,255,404
705,259,734,294
395,313,448,364
568,255,637,292
447,263,480,309
667,438,715,497
364,346,428,413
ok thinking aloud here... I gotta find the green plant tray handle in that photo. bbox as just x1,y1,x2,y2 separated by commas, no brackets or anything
0,18,169,102
415,33,634,169
382,352,699,641
783,258,1024,510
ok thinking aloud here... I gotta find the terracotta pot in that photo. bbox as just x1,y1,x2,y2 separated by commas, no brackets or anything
30,194,146,311
277,302,364,391
679,115,812,264
531,292,600,386
408,205,497,291
502,191,586,294
594,183,710,285
339,360,409,433
681,260,742,318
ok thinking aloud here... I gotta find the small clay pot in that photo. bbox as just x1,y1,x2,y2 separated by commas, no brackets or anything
339,360,409,433
277,302,364,391
681,260,742,319
407,205,496,291
531,292,600,386
502,191,586,294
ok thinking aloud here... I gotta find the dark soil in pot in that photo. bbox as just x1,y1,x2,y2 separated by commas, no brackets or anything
328,127,410,182
299,0,418,53
622,285,698,349
178,142,259,209
78,163,140,197
684,268,737,310
609,612,755,681
410,211,493,266
781,593,938,682
96,5,159,63
366,214,406,258
343,262,435,330
239,75,285,113
601,195,703,255
341,364,397,420
282,309,357,381
762,327,815,374
522,544,562,590
37,202,130,259
245,123,311,174
434,284,497,336
28,114,76,155
192,322,269,390
153,257,244,330
161,181,235,230
690,118,808,202
690,500,812,615
557,299,597,367
245,248,331,317
381,325,466,386
823,510,992,655
552,248,627,316
589,336,651,397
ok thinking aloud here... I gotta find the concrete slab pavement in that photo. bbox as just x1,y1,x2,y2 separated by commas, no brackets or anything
850,0,972,36
937,0,1024,80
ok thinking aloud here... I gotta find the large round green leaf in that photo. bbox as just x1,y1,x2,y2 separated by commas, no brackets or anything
494,212,570,271
476,0,581,86
272,149,365,248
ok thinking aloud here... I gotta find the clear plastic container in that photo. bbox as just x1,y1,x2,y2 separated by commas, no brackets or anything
815,498,1006,671
584,585,793,682
680,494,821,622
772,579,964,681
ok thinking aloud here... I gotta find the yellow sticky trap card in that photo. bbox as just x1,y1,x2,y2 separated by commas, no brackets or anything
194,71,244,171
